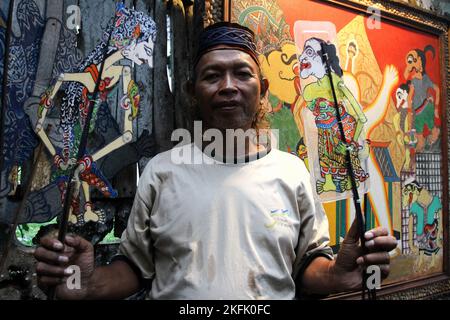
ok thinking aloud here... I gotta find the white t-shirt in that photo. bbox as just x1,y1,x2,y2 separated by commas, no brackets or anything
118,143,332,300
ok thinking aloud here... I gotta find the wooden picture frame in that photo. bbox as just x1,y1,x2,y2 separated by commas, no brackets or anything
223,0,449,299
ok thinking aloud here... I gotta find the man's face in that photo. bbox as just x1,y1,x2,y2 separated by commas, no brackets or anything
194,48,262,131
298,38,326,79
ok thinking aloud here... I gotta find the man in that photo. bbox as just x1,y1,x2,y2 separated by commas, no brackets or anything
34,22,396,299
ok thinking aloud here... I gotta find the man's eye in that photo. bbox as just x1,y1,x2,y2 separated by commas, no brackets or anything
203,73,219,80
236,71,253,79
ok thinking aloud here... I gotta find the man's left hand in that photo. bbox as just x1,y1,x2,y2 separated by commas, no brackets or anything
331,219,398,292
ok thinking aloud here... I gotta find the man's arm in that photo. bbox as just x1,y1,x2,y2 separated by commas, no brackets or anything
86,260,141,299
300,257,339,295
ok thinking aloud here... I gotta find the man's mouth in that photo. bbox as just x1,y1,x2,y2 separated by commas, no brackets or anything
214,101,240,111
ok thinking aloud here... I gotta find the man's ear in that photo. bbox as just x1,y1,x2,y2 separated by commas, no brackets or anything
260,78,269,97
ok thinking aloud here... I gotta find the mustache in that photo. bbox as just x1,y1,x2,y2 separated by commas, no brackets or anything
213,100,241,108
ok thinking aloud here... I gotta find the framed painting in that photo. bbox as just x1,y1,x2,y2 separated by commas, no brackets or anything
224,0,449,298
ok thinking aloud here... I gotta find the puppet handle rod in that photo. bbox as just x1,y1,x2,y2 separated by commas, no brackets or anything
47,1,121,300
319,43,375,300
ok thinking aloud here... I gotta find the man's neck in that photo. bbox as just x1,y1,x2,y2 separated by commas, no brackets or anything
200,126,268,162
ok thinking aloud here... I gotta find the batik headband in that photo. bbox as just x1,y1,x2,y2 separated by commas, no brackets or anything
194,22,259,67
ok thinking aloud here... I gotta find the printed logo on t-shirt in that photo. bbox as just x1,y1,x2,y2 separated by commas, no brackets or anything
265,209,292,229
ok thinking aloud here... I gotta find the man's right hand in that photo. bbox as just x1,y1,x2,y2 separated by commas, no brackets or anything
34,235,95,300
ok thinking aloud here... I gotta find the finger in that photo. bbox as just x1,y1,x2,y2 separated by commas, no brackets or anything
36,262,73,277
365,236,398,252
62,245,76,257
34,246,70,265
40,236,65,252
379,264,390,279
37,275,66,289
357,251,390,266
343,219,360,244
65,235,92,253
364,227,389,240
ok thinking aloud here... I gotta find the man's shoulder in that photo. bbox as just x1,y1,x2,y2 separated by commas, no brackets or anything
141,143,195,171
270,148,305,164
155,143,193,161
268,148,309,173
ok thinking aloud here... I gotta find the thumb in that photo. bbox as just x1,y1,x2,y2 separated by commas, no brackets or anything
343,218,360,244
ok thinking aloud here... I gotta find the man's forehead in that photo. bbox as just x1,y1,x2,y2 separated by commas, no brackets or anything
196,47,259,71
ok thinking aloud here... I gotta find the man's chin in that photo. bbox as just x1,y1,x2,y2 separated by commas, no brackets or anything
204,118,252,132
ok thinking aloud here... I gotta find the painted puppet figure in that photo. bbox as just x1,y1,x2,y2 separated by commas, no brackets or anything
394,83,417,170
404,45,440,152
402,180,442,271
298,37,369,197
34,4,156,225
259,41,302,152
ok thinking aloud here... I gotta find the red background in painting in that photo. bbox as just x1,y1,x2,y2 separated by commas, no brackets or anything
277,0,442,95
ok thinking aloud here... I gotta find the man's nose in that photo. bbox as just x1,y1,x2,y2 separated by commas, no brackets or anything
218,73,238,95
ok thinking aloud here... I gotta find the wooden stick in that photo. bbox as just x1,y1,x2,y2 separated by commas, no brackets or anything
319,43,374,300
47,1,120,300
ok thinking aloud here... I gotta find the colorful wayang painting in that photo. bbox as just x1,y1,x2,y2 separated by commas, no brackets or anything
228,0,445,283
